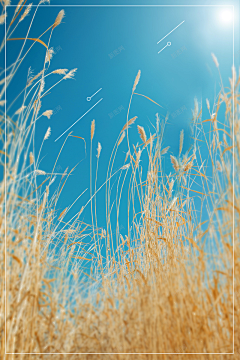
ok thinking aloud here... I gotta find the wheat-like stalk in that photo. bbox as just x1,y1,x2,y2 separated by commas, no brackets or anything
137,125,147,143
143,134,155,149
133,70,141,93
45,48,55,64
206,98,210,111
35,100,42,117
26,70,43,87
97,142,102,158
44,127,51,140
19,4,32,23
161,146,170,155
170,155,179,172
91,119,95,141
52,69,68,75
117,131,125,147
211,52,219,68
58,208,67,220
121,116,137,132
29,152,34,165
184,154,195,172
212,135,216,152
168,179,174,196
0,14,5,25
216,160,222,172
35,169,46,175
135,149,141,168
179,129,184,156
14,0,24,14
122,163,130,170
15,105,26,115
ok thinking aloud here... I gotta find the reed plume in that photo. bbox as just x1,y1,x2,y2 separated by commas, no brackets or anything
137,125,147,143
132,70,141,92
91,119,95,141
121,116,137,132
53,9,65,30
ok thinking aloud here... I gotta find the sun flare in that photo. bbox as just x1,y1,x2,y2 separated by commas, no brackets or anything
219,8,233,25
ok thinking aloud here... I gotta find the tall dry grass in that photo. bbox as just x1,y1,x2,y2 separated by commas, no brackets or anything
0,1,239,359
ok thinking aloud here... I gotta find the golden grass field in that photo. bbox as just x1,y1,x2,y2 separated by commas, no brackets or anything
0,1,239,358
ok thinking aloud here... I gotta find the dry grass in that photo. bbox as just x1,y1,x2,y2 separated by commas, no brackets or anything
0,2,239,359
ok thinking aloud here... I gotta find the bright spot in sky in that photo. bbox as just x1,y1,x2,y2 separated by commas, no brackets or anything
219,8,233,25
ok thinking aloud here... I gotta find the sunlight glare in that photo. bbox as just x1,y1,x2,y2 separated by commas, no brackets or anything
219,8,233,25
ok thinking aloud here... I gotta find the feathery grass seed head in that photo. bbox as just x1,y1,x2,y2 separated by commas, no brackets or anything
53,9,65,29
121,116,137,132
42,110,53,119
133,70,141,93
137,125,147,143
29,152,34,165
211,53,219,68
118,131,125,147
179,129,184,156
52,69,68,75
161,146,170,155
15,105,26,115
44,127,51,140
63,68,77,80
170,155,179,172
91,119,95,141
19,4,32,22
97,142,102,158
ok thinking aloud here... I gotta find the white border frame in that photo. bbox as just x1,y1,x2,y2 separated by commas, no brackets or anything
4,3,235,355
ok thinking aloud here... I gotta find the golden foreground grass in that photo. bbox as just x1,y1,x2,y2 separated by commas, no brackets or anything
0,2,239,358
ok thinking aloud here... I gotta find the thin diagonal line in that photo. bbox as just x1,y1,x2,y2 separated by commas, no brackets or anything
91,87,102,98
55,98,103,142
157,20,185,44
158,44,168,53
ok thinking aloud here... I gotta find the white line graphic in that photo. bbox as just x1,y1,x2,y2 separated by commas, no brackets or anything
87,87,102,101
158,41,171,54
157,20,185,44
55,98,103,142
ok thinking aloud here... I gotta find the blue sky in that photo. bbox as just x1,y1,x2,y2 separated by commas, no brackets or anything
5,0,239,245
